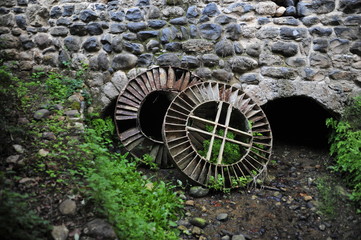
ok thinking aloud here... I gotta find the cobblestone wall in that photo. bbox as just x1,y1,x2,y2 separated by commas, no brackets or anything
1,0,360,113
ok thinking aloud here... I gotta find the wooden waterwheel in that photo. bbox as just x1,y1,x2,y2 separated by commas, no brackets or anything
163,81,272,188
114,66,202,168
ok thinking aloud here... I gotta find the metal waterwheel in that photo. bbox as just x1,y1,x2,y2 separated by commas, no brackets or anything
114,66,202,168
163,81,272,188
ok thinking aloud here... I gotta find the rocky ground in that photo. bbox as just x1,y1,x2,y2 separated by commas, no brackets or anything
2,124,361,240
145,141,361,240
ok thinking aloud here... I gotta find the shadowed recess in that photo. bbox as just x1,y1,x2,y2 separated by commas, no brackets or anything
139,91,175,142
262,96,336,148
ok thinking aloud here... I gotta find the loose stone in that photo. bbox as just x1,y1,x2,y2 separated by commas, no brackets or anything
83,219,117,239
192,226,203,235
216,213,229,221
6,155,21,164
59,199,77,215
232,234,246,240
34,109,51,120
319,224,326,231
190,217,208,228
38,149,49,157
51,225,69,240
189,186,209,197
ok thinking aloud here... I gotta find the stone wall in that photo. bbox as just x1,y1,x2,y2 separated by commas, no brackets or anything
1,0,360,113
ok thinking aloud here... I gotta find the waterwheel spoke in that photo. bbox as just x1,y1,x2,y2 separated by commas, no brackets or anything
115,67,201,168
164,82,272,188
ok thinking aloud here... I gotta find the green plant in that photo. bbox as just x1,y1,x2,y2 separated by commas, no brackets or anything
249,121,266,157
82,118,184,239
198,125,242,164
208,174,230,193
326,95,361,209
1,64,183,239
0,65,41,109
230,176,252,188
342,95,361,131
316,176,339,217
136,154,159,170
0,174,51,240
326,118,361,203
45,72,83,103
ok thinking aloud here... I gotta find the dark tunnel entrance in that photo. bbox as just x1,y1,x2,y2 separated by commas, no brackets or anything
138,91,175,142
261,96,337,148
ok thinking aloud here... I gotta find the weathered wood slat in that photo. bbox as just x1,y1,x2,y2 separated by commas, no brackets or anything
129,82,146,98
140,73,152,93
152,68,161,89
180,72,191,90
159,67,167,88
163,81,272,188
116,67,202,169
173,71,184,90
146,71,156,91
167,66,175,89
118,96,140,108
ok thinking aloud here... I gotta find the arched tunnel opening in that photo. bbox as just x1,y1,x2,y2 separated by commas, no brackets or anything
138,90,175,142
261,96,337,149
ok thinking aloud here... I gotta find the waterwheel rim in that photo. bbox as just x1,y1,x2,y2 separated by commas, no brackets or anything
163,81,273,188
114,66,202,168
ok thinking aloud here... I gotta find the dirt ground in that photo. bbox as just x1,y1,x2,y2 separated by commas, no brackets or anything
148,141,361,240
3,138,360,240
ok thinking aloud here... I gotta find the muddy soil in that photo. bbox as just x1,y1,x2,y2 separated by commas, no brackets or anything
147,142,361,240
